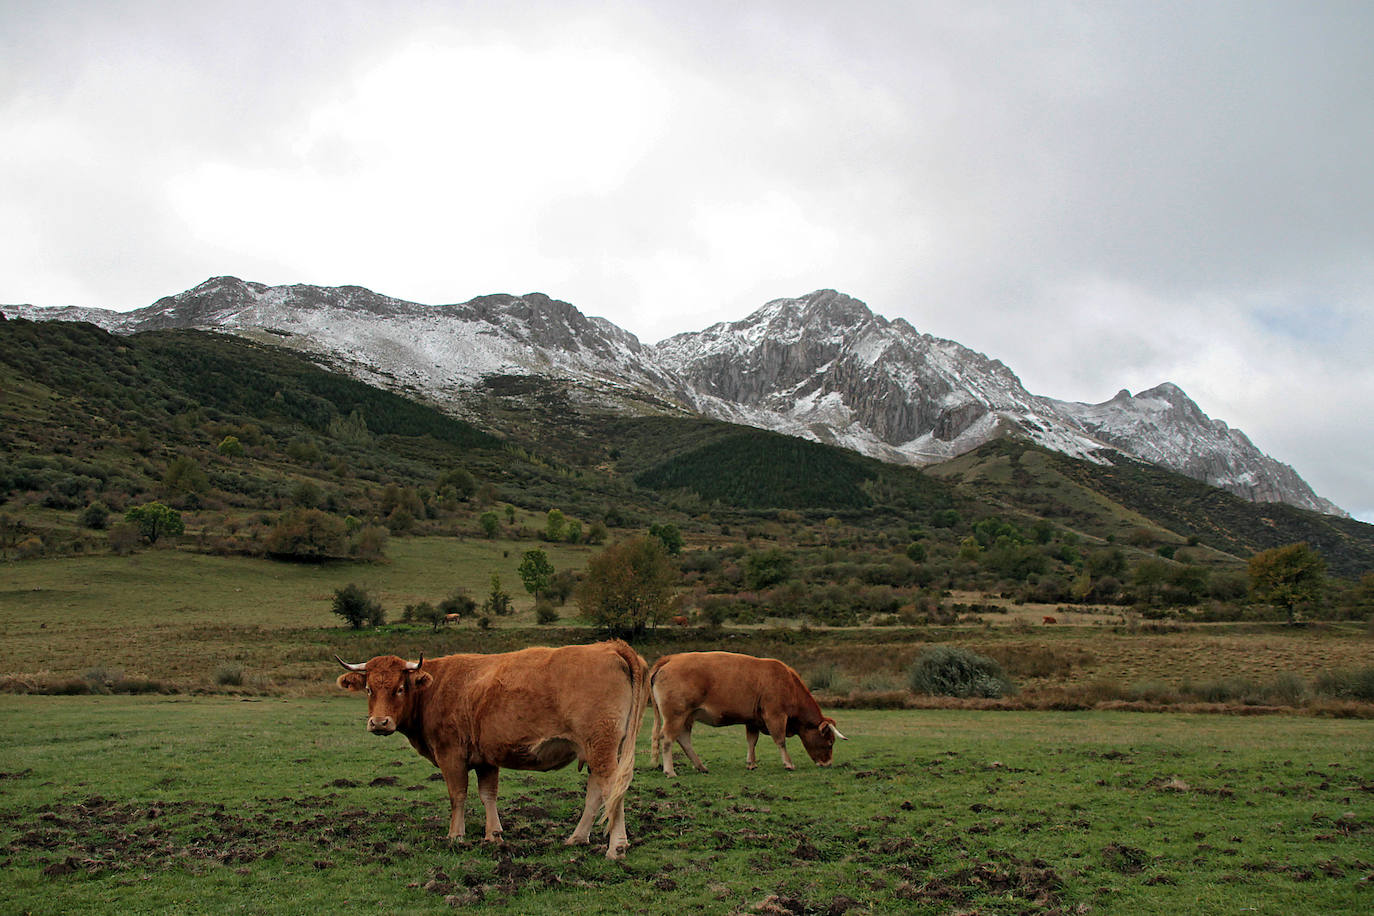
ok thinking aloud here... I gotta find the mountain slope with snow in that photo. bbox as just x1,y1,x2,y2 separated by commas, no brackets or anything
1051,384,1343,516
3,278,1346,517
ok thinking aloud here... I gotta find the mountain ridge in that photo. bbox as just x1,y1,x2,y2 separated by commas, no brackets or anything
3,277,1345,517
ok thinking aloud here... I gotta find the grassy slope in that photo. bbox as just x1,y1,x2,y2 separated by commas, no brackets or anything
1,697,1369,915
930,437,1374,578
3,537,1370,701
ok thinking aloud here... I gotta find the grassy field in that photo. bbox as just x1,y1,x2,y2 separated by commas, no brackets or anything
0,697,1370,915
2,538,1371,705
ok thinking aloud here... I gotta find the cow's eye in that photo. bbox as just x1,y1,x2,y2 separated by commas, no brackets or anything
364,687,372,696
395,686,405,695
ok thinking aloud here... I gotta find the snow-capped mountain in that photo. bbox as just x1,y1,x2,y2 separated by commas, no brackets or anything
653,290,1106,466
3,279,1346,517
1051,384,1345,516
8,277,685,413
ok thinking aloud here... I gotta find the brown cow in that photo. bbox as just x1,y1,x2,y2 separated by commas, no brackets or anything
648,651,846,777
335,641,649,858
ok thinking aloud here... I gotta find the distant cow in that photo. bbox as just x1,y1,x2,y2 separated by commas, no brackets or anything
1042,616,1058,625
669,615,690,627
335,641,649,858
648,651,846,777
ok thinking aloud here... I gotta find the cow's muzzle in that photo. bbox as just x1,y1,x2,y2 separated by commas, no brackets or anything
367,717,396,735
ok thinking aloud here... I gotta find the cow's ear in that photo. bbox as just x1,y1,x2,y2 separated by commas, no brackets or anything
337,672,367,691
411,671,434,690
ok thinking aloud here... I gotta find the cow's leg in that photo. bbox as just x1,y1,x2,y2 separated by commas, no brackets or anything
675,719,709,774
570,739,630,859
745,726,760,770
603,781,629,859
649,694,664,766
765,714,795,770
657,711,680,777
567,772,603,846
441,765,469,840
475,765,503,842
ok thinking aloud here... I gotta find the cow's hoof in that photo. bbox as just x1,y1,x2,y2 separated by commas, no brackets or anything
746,763,757,770
565,834,590,846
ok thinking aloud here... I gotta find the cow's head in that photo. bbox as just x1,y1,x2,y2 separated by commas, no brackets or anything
798,716,848,766
335,654,432,736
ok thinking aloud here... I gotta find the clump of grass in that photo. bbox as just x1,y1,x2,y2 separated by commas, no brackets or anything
214,664,244,687
987,645,1094,678
1128,681,1180,703
1186,677,1258,704
807,662,837,690
859,672,897,692
908,647,1016,699
1265,672,1308,706
1313,666,1374,701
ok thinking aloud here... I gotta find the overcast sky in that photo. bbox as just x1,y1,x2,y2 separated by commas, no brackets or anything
4,0,1372,522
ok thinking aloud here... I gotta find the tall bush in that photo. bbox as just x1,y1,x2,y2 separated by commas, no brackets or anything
331,583,384,629
908,647,1015,698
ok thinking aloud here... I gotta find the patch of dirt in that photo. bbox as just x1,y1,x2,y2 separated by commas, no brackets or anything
892,854,1065,910
1102,842,1152,875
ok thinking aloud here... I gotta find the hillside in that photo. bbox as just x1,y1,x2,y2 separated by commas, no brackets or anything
6,278,1346,517
3,318,1372,626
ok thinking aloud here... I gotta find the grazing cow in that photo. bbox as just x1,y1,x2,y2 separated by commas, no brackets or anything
648,651,846,777
335,641,649,858
669,615,690,627
1042,615,1058,625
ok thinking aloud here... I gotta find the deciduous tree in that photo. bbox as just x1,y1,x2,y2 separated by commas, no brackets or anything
518,548,555,599
1248,542,1327,624
576,537,676,637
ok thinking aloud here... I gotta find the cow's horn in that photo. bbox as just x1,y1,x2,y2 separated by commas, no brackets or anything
406,654,423,671
825,721,848,740
334,655,366,672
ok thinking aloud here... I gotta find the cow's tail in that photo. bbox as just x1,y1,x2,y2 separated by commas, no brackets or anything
647,656,670,765
599,641,650,827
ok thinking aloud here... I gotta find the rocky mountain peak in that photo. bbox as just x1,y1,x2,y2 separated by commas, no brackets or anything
4,279,1347,517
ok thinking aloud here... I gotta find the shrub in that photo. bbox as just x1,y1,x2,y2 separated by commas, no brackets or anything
534,599,559,625
264,508,347,560
108,522,141,555
331,583,384,629
1313,667,1374,702
81,502,110,530
214,665,244,687
907,647,1015,698
482,573,513,617
1267,672,1309,706
439,589,477,622
405,601,446,632
808,662,838,691
350,524,388,561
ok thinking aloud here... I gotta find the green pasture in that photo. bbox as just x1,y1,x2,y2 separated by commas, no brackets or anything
1,698,1370,915
0,537,592,630
0,538,595,688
